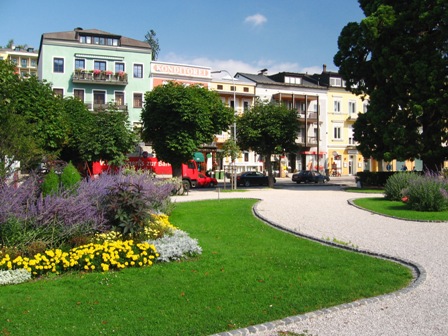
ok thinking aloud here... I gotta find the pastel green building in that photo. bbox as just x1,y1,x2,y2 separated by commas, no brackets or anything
38,28,152,126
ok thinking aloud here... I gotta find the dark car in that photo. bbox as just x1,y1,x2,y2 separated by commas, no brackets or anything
292,170,330,184
236,171,276,187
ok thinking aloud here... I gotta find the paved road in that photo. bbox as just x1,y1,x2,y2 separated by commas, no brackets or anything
172,185,448,336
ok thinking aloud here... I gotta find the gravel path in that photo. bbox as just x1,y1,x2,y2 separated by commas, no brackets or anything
172,186,448,336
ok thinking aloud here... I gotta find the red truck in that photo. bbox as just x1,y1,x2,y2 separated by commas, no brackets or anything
92,157,201,190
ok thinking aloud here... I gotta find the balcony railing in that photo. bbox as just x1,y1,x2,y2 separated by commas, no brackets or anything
72,72,128,86
295,136,318,146
84,102,128,112
298,112,319,120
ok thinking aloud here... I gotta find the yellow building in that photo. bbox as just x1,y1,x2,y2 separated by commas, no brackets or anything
0,46,38,77
316,67,369,176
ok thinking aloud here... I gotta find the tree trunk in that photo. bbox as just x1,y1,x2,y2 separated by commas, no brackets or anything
172,164,185,194
265,152,275,188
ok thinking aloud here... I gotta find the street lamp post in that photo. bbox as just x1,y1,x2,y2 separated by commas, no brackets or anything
212,69,237,190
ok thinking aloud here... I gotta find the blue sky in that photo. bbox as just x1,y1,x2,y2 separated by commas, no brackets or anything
0,0,364,76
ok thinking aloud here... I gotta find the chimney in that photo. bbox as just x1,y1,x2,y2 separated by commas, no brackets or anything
258,68,268,76
323,64,327,73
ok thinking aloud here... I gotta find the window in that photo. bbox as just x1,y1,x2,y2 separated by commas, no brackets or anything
349,101,356,115
243,101,249,111
53,58,64,73
230,86,236,91
330,77,342,87
133,93,143,108
31,59,37,67
75,59,85,70
94,61,106,71
115,62,125,73
333,100,341,113
244,152,249,162
348,126,354,144
74,89,84,102
11,58,18,65
217,85,223,90
53,88,63,96
115,92,125,106
133,64,143,78
363,102,369,113
285,76,301,84
93,37,100,45
333,126,342,140
243,87,249,92
93,91,106,105
21,59,28,67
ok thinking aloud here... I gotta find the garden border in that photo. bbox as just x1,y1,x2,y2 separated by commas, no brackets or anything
211,199,426,336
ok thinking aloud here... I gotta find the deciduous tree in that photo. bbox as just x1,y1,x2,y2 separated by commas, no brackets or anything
141,82,233,177
236,100,300,187
334,0,448,170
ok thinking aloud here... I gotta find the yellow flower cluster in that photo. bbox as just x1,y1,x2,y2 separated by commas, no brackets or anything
0,240,158,277
91,230,123,244
146,213,178,239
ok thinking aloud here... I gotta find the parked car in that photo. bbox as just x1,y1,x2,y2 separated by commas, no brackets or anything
197,173,218,188
292,170,330,184
236,171,276,187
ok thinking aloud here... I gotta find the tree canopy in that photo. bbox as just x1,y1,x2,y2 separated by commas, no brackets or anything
141,81,233,177
61,99,137,166
334,0,448,170
236,100,300,186
0,60,137,178
0,60,66,178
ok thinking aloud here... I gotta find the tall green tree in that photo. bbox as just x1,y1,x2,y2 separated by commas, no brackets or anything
141,82,233,177
236,100,300,187
75,103,137,166
334,0,448,170
0,60,65,178
144,29,160,61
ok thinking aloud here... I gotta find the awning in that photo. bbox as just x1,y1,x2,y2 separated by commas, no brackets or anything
193,152,205,162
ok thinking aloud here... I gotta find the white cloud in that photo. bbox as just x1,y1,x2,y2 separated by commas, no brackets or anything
163,52,322,77
244,13,267,27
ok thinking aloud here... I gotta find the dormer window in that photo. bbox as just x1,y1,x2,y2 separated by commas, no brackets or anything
330,77,342,87
284,76,301,84
79,35,119,46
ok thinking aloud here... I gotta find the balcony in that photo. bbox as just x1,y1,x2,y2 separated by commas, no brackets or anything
295,136,318,146
298,112,319,122
72,71,128,86
347,113,358,120
84,102,128,112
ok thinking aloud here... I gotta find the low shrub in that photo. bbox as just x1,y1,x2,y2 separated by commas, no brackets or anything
0,172,178,251
0,268,31,285
41,169,60,196
148,230,202,262
404,174,448,212
60,162,81,191
384,172,420,201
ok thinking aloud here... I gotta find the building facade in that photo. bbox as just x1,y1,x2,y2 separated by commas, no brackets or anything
237,70,328,176
0,46,38,77
312,66,368,176
38,28,152,126
209,73,258,173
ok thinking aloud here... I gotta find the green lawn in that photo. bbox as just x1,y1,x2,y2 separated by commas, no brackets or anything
353,197,448,221
0,199,412,336
345,187,384,194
